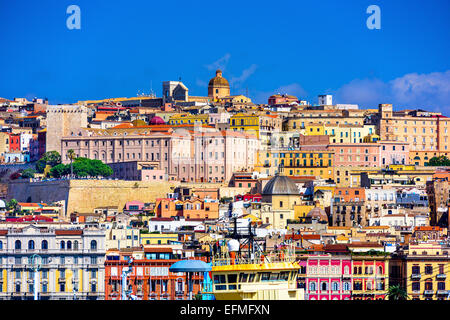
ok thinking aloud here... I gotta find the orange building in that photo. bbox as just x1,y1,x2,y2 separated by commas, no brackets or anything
155,198,219,220
104,247,206,300
334,187,365,202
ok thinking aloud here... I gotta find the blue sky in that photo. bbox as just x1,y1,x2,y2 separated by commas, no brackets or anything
0,0,449,111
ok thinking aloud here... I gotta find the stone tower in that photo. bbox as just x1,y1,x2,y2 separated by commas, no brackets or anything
46,104,88,154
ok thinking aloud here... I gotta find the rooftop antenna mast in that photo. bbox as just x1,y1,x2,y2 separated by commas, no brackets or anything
150,81,155,98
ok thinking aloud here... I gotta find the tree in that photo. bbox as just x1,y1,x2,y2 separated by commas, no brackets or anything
6,199,18,211
67,149,76,178
385,285,408,300
21,168,36,179
426,156,450,166
50,163,69,178
50,157,113,178
36,151,62,173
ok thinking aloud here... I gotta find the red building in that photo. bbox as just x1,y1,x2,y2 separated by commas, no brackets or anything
9,133,20,152
104,247,206,300
268,94,299,105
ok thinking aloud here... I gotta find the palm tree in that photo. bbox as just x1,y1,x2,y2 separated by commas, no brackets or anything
67,149,76,178
385,285,408,300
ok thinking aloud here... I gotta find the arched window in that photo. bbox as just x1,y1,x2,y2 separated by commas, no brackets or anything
344,266,350,274
332,282,339,291
42,240,48,250
74,241,79,251
309,281,316,291
90,240,97,251
67,241,72,250
378,266,383,275
28,240,35,250
15,240,21,250
343,282,350,291
321,282,328,291
60,240,65,250
367,282,372,290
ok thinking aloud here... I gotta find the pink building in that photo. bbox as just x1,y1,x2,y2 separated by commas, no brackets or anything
380,141,409,166
60,128,258,183
330,143,381,167
304,249,352,300
124,200,145,215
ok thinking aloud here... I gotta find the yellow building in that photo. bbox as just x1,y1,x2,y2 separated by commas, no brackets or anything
324,124,377,144
390,242,450,300
140,233,179,245
294,204,315,220
409,150,450,166
304,124,325,136
276,150,334,180
220,95,252,104
168,113,209,125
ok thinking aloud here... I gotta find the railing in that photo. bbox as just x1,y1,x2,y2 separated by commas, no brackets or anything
423,290,434,295
411,274,421,280
436,274,446,280
211,248,297,266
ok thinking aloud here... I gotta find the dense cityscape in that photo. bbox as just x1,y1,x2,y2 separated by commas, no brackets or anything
0,68,448,302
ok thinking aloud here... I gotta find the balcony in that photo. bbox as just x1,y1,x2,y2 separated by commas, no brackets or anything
410,274,421,280
436,274,446,280
423,290,434,296
436,290,448,296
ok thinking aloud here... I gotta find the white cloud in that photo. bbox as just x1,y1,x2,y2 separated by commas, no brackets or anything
205,53,231,71
196,79,207,88
230,64,258,87
333,70,450,112
389,71,450,111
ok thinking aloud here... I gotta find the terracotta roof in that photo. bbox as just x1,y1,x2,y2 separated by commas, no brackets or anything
347,243,383,248
55,230,83,235
414,226,442,231
143,247,173,253
323,244,349,252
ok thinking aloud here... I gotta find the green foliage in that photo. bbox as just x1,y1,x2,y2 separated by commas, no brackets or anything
6,199,18,211
50,157,113,178
50,164,67,178
426,156,450,166
21,168,36,179
385,285,409,300
351,249,387,256
36,151,62,173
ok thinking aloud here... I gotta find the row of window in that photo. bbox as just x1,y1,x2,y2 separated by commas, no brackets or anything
7,240,97,251
2,255,98,265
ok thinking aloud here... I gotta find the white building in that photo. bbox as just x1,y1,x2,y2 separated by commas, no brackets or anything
318,95,333,106
0,224,106,300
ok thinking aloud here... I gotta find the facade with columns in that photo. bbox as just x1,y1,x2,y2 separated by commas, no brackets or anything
0,224,105,300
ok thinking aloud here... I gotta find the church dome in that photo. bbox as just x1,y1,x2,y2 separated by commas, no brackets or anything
262,175,299,196
150,116,165,125
306,206,328,222
208,69,230,88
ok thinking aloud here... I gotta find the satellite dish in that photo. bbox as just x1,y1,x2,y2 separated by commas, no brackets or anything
227,239,240,252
